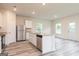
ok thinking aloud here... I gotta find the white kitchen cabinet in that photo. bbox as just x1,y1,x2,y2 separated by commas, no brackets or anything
29,33,32,42
29,33,37,46
32,34,37,46
25,20,32,28
26,32,30,40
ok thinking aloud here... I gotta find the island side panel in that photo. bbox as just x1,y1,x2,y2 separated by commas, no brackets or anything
42,36,52,54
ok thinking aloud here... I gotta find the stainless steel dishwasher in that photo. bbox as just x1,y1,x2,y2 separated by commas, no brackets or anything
37,35,42,51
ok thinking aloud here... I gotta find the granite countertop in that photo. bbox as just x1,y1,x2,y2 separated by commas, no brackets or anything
0,32,7,36
0,27,7,36
30,32,52,36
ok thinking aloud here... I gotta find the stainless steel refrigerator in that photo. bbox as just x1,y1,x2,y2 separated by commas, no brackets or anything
16,25,26,41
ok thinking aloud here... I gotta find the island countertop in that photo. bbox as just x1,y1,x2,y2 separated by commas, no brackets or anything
30,32,52,36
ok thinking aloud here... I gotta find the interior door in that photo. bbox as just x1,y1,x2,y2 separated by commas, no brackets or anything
68,22,76,40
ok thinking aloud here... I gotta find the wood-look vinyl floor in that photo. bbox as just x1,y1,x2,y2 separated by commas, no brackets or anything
43,38,79,56
5,38,79,56
5,41,41,56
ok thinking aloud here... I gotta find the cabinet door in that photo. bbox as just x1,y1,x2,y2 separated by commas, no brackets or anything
28,21,32,28
25,20,32,28
29,33,32,41
32,34,37,46
29,33,37,46
25,20,28,28
26,32,30,40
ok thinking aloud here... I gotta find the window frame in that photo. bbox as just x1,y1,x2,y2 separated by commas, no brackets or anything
55,23,62,34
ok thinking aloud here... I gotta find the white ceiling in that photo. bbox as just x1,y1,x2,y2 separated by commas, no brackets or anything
1,3,79,20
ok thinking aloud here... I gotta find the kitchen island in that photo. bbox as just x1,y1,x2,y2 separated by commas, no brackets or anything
28,32,56,54
36,34,56,54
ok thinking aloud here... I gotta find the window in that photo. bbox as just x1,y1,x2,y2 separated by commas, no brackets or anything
56,23,61,34
36,23,43,33
69,22,76,32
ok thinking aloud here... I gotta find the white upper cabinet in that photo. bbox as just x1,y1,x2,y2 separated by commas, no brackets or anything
25,20,32,28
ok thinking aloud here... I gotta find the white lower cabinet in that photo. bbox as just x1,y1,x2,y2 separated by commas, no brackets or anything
29,33,56,54
26,32,30,40
29,33,37,46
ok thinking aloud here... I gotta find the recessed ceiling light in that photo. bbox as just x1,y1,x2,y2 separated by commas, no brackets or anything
42,3,46,5
32,11,35,14
13,6,16,11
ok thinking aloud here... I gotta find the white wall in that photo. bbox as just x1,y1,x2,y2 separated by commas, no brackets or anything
16,16,25,26
32,19,52,35
16,15,52,35
0,8,16,45
16,16,33,26
52,15,79,41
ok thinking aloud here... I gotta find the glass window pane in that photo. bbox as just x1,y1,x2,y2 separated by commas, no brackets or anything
56,23,61,34
69,22,76,32
36,23,43,33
